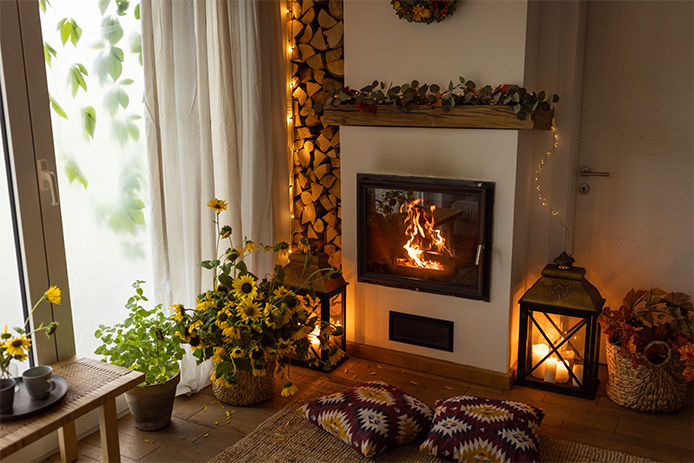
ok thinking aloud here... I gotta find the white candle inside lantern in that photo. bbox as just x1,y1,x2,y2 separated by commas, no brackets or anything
531,344,550,379
309,326,321,350
572,364,584,387
561,349,575,365
555,360,570,383
543,357,557,383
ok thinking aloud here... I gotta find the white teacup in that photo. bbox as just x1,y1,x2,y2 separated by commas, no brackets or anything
22,365,56,400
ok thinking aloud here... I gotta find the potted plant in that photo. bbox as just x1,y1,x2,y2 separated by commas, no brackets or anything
1,286,61,413
599,288,693,412
94,280,184,430
170,198,345,405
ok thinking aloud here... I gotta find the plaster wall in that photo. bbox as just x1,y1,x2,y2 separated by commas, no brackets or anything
342,0,531,373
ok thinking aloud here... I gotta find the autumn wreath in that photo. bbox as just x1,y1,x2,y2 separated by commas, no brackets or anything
391,0,458,24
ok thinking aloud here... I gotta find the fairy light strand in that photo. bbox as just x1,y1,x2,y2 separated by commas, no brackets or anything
284,0,296,225
534,120,560,216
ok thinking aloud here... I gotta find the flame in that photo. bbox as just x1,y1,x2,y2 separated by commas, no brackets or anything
398,199,452,270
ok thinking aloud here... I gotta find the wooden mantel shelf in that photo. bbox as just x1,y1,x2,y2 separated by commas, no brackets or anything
323,104,553,130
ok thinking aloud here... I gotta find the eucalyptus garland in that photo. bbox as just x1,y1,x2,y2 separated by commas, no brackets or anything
391,0,458,24
325,77,559,121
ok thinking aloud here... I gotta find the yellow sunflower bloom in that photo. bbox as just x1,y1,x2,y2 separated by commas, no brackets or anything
214,375,233,388
188,320,203,334
222,325,240,340
281,382,298,397
5,336,31,357
237,299,261,323
207,198,228,212
196,300,216,312
272,286,292,299
45,286,61,305
212,347,225,363
169,304,185,321
230,347,244,358
232,274,258,300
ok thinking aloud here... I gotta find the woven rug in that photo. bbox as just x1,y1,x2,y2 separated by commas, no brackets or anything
209,377,657,463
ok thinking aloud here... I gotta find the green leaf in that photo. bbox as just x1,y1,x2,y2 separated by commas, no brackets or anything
94,53,110,84
117,88,129,109
218,273,234,289
69,65,87,96
129,34,142,65
81,106,96,139
127,121,140,140
512,103,521,113
102,16,124,44
105,90,120,116
116,0,130,15
200,260,220,269
99,0,110,14
108,47,124,81
112,118,128,145
120,78,134,86
43,43,57,66
134,3,140,19
49,95,68,119
64,158,88,189
39,0,50,13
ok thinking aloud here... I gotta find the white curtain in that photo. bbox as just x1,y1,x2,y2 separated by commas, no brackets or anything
141,0,290,394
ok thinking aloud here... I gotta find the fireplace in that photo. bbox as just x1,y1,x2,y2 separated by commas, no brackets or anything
357,174,494,300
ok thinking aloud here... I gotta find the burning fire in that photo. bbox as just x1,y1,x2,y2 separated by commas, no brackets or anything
398,199,452,270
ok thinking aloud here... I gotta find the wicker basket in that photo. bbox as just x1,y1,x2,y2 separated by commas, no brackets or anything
212,362,275,406
605,340,687,412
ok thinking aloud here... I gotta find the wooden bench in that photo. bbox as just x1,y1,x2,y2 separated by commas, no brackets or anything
0,357,143,462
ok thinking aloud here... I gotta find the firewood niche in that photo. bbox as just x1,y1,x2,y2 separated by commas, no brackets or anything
290,0,344,268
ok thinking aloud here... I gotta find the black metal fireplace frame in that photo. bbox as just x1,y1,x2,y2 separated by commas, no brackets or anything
357,173,494,300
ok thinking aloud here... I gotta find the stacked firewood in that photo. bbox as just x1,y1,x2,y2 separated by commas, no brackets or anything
290,0,343,267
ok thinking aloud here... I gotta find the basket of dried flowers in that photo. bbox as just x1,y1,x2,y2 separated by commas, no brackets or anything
599,289,693,412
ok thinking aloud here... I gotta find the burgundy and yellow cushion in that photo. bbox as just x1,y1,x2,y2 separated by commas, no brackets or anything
419,395,544,463
299,381,434,457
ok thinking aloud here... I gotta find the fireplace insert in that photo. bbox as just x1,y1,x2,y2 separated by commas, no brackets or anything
357,174,494,300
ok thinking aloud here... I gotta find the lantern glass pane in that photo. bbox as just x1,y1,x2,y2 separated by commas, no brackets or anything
329,292,344,346
526,311,587,387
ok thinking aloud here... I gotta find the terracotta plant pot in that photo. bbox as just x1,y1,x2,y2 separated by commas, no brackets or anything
124,373,180,431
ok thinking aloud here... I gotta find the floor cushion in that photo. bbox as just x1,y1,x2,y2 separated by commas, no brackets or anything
419,395,544,463
299,380,434,457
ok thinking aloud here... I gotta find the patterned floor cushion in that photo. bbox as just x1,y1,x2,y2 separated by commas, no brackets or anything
299,381,434,458
419,395,544,463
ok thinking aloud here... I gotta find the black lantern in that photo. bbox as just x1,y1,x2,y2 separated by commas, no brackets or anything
283,252,348,371
516,252,604,398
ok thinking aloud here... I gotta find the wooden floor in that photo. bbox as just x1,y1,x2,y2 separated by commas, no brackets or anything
44,357,693,463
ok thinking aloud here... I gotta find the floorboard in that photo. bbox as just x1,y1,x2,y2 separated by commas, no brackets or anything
41,359,693,463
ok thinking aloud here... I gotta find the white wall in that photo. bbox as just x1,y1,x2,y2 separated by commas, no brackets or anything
342,0,532,373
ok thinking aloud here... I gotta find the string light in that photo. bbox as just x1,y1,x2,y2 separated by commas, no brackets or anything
534,120,560,216
283,0,297,243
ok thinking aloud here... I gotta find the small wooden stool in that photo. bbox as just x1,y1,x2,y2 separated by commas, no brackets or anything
0,357,143,462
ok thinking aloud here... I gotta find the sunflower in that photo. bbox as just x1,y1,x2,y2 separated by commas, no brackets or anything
237,300,261,323
196,300,216,312
45,285,61,305
232,274,258,300
230,347,244,358
273,286,292,300
281,382,298,397
1,325,10,341
188,320,203,334
169,304,185,321
207,198,228,212
5,336,31,357
222,325,241,340
220,225,232,239
212,347,225,363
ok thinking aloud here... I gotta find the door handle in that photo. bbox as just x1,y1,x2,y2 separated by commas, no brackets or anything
36,159,60,206
579,167,610,177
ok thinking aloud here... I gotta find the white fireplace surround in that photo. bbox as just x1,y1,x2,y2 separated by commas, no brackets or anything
341,1,585,375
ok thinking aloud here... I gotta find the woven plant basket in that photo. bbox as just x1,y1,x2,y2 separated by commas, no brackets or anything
605,340,687,412
212,361,275,406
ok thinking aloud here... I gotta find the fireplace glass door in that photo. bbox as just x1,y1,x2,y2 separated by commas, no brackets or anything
357,174,494,300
